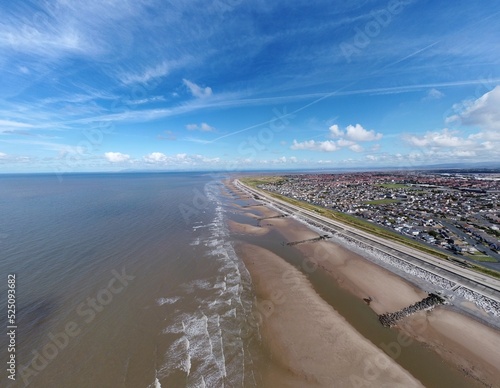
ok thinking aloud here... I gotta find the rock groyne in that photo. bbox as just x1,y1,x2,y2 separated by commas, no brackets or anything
378,293,445,327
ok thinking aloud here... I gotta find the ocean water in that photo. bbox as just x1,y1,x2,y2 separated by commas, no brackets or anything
0,173,258,388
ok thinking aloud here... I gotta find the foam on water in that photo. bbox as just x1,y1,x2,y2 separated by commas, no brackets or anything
147,377,162,388
156,297,180,306
158,337,191,378
190,237,201,246
155,180,255,387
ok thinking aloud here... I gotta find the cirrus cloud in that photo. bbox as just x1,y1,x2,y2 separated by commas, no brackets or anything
183,79,213,99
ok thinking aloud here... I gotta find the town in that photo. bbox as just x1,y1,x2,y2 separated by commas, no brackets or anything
258,171,500,269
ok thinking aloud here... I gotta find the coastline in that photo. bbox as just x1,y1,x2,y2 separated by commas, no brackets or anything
226,178,500,387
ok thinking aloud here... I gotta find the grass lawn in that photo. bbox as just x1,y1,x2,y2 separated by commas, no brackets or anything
465,253,498,263
242,176,284,187
376,183,409,189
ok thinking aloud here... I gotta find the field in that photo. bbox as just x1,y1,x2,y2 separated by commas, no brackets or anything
376,183,409,189
465,253,498,263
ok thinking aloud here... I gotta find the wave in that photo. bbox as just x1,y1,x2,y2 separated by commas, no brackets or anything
156,297,180,306
155,180,255,387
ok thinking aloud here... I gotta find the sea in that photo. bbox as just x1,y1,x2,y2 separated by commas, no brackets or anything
0,172,260,388
0,172,481,388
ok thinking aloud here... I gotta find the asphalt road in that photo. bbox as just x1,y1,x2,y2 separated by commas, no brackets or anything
439,219,500,266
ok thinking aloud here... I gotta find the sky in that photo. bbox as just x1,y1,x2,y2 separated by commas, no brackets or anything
1,0,500,173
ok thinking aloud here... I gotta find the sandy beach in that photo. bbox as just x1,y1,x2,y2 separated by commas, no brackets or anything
227,179,500,387
267,217,427,314
237,242,423,387
227,219,269,236
400,308,500,385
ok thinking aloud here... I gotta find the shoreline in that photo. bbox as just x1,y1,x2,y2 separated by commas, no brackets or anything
225,178,500,387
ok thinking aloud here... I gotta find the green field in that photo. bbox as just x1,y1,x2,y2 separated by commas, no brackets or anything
465,253,498,263
242,176,284,187
376,183,409,189
239,176,500,280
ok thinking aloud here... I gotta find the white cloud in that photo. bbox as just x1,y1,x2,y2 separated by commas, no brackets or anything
186,122,215,132
200,123,214,132
329,124,344,137
293,123,381,153
119,61,181,85
336,139,355,147
344,124,382,142
406,128,470,148
144,152,168,163
424,88,444,100
447,85,500,131
128,96,166,105
349,144,364,152
291,140,338,152
142,152,223,166
0,152,7,159
183,79,213,99
453,150,476,157
104,152,130,163
0,119,34,129
0,25,89,58
401,86,500,161
183,136,213,144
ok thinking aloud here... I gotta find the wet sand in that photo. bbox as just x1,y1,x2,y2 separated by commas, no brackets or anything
267,217,427,314
237,242,423,387
400,308,500,385
227,219,269,236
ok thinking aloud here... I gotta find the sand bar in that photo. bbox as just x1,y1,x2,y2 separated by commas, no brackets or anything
227,219,269,236
237,242,423,387
267,217,426,314
400,307,500,385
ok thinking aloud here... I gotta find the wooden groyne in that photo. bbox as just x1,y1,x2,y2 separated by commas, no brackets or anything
257,214,288,221
286,234,331,246
378,293,445,327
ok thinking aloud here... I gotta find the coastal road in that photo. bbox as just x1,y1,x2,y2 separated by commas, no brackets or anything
234,179,500,303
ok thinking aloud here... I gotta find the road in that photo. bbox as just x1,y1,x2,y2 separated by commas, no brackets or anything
439,219,500,266
234,179,500,303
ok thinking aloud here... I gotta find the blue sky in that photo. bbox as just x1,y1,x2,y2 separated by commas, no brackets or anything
1,0,500,173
